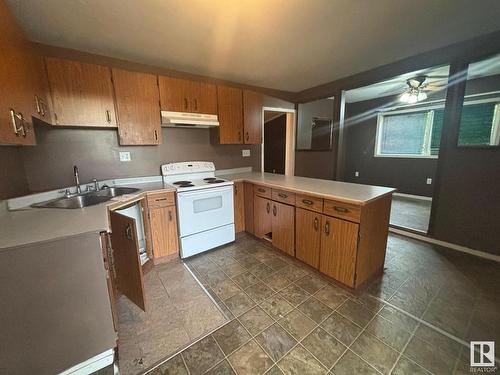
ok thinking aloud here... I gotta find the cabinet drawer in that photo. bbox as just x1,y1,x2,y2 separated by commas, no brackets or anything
254,185,271,199
147,191,175,208
295,194,323,213
272,189,295,205
323,199,361,223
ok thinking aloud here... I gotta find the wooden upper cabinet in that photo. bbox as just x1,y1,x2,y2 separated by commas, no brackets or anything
319,216,359,287
216,86,243,144
0,0,39,145
112,68,161,145
158,76,217,114
243,90,263,144
45,57,117,127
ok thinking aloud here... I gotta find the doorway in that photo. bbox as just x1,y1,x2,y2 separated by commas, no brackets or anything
262,107,296,176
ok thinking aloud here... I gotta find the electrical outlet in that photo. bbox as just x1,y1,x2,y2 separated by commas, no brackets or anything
355,171,359,177
426,178,432,185
119,151,131,162
242,149,251,157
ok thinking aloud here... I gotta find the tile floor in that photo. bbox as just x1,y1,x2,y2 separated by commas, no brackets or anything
142,234,500,375
390,195,431,233
116,258,228,374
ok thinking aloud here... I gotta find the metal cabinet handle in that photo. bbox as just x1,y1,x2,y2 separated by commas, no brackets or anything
234,185,238,194
154,130,158,141
325,221,330,235
302,199,313,206
125,224,133,240
334,206,349,213
168,210,173,221
10,109,26,137
273,204,277,216
155,198,168,201
266,202,270,213
258,188,266,193
314,217,319,231
194,99,198,111
238,131,242,142
35,95,41,115
106,110,112,123
184,98,188,110
246,132,249,141
278,193,288,199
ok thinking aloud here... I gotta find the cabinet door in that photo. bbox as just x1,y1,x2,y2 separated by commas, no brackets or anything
216,86,243,144
295,208,321,268
243,90,262,144
45,57,117,127
109,210,146,311
319,216,358,287
254,195,272,239
0,0,37,145
272,201,295,256
158,75,197,112
112,68,161,145
244,182,255,235
234,181,245,233
197,82,218,114
149,205,179,258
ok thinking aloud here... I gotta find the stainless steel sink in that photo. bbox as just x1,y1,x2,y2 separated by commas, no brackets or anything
31,187,141,209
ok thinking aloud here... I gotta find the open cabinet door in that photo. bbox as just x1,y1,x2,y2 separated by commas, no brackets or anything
109,210,146,311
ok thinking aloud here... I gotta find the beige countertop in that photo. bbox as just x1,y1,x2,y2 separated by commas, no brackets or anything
221,172,395,204
0,181,175,250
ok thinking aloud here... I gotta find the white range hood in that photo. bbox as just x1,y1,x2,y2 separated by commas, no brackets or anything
161,111,220,128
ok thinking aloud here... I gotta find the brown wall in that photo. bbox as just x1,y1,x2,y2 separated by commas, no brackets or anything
0,147,30,199
20,121,261,192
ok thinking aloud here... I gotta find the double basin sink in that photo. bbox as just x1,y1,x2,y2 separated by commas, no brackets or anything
32,187,141,209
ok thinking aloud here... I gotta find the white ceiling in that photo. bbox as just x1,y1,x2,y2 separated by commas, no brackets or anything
6,0,500,92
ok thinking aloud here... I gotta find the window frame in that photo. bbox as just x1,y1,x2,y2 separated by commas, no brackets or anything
375,97,500,158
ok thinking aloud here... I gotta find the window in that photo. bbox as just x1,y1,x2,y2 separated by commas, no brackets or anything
376,110,436,158
376,100,500,157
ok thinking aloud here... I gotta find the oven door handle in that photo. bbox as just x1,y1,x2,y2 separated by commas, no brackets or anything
176,185,233,197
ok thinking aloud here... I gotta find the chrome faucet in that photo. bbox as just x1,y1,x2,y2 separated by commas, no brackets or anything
74,165,82,194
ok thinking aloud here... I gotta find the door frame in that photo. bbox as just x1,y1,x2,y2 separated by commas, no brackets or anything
262,107,296,176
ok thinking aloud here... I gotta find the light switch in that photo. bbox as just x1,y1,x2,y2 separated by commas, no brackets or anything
426,178,432,185
119,151,131,162
242,149,251,157
355,171,359,177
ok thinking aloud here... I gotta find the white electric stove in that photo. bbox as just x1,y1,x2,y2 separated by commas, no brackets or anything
161,161,235,258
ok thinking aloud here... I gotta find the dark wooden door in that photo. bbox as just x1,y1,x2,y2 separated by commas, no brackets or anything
264,114,286,174
295,208,321,268
319,216,358,287
272,201,295,256
112,68,161,145
109,210,146,311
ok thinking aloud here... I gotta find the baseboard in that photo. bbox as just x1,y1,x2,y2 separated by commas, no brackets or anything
393,192,432,201
389,227,500,263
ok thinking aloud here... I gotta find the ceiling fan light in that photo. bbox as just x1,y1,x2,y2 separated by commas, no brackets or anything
417,91,427,101
400,92,410,103
407,94,418,104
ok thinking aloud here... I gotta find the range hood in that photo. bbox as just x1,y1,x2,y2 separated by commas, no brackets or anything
161,111,220,128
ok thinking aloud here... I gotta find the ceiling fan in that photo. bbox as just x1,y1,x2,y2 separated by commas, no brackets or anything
399,75,447,104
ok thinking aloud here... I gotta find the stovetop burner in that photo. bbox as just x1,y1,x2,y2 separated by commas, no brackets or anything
203,177,217,181
206,179,226,184
173,181,192,185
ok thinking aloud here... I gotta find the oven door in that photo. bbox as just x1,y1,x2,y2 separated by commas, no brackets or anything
176,185,234,237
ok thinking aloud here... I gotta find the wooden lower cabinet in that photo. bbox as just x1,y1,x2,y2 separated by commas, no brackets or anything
234,181,245,233
319,215,359,288
295,208,321,268
254,195,272,239
244,182,254,234
149,205,179,259
271,201,295,256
